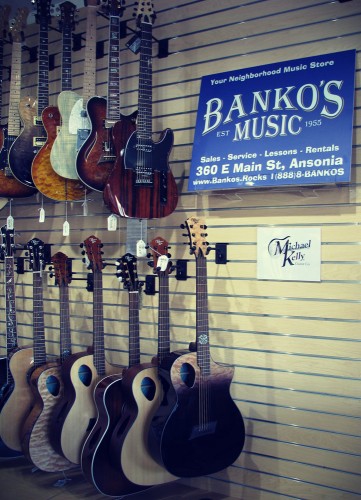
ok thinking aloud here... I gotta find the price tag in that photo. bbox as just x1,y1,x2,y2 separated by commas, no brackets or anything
107,214,117,231
157,254,169,272
6,215,14,230
63,221,70,236
39,208,45,223
136,239,147,257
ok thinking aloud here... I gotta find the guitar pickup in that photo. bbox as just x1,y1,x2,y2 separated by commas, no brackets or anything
33,117,43,126
33,137,46,147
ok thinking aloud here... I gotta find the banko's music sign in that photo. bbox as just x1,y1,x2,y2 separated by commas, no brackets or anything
188,50,356,192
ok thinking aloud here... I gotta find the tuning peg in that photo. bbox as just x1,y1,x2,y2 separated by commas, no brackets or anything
147,261,154,268
180,223,186,229
80,243,84,248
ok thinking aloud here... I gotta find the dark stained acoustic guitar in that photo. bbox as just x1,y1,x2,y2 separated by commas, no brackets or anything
50,236,119,465
20,240,76,472
148,217,245,477
0,7,37,198
76,0,136,191
31,0,89,201
103,1,178,219
0,226,34,454
0,225,30,457
8,0,52,189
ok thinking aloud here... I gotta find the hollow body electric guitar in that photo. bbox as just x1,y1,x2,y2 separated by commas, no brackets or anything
0,226,33,456
20,239,75,472
50,0,99,180
31,1,88,201
8,0,52,189
76,0,136,192
0,7,37,198
148,218,245,477
103,1,178,218
50,236,119,465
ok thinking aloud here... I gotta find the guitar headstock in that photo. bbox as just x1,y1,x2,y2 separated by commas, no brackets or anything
27,237,46,272
82,235,104,272
134,0,155,25
59,1,77,33
183,216,209,258
101,0,125,17
9,7,29,43
149,236,172,275
34,0,52,25
0,225,15,258
116,253,141,292
52,251,72,287
0,5,11,40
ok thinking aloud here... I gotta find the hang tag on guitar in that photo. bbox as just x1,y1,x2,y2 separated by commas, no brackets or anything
39,208,45,223
136,239,147,257
107,214,117,231
6,215,14,230
63,221,70,236
157,254,169,272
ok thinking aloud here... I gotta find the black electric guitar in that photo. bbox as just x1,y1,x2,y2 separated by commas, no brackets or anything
0,7,37,198
103,0,178,219
148,217,245,477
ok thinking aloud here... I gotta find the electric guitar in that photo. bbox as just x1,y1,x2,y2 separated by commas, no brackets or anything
0,7,37,198
148,217,245,477
0,226,34,454
103,1,178,219
76,0,136,192
20,240,75,472
31,0,89,201
50,235,119,465
50,0,99,180
8,0,52,188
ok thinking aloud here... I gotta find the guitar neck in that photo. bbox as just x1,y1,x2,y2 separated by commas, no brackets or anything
7,42,22,136
128,291,141,367
33,272,47,367
106,13,121,123
59,285,72,363
5,257,17,386
37,19,50,115
196,255,210,375
137,20,153,142
157,273,170,364
61,20,73,91
82,4,97,105
93,269,106,376
0,35,3,123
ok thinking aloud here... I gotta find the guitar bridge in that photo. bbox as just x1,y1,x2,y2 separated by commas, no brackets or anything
189,420,217,440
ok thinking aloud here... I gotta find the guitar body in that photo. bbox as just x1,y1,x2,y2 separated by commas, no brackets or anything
52,351,119,464
0,346,34,452
21,361,76,472
149,351,245,477
50,90,82,179
110,363,176,491
103,128,178,219
76,96,116,191
0,128,37,197
8,96,41,188
31,106,88,201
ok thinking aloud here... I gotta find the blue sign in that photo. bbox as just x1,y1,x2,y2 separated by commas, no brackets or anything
188,50,356,191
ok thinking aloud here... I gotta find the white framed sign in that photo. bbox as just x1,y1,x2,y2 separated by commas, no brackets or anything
257,227,321,281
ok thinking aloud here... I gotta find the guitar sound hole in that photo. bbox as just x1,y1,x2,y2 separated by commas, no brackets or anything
180,363,195,388
78,365,92,386
46,375,60,396
141,377,156,401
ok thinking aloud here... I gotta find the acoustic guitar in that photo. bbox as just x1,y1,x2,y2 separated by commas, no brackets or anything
148,217,245,477
76,0,136,192
103,1,178,219
20,240,75,472
0,226,34,454
0,225,33,456
31,0,89,201
0,7,37,198
50,0,99,180
50,235,119,465
8,0,52,189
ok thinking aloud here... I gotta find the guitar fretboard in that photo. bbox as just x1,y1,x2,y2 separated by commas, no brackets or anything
61,20,73,91
157,272,170,364
37,19,50,115
196,254,211,376
33,272,47,368
59,285,72,363
137,21,153,143
7,42,22,136
106,14,121,123
128,291,141,367
82,4,97,105
93,269,106,376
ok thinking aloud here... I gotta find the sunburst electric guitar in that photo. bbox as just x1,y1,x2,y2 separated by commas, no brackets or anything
148,217,246,477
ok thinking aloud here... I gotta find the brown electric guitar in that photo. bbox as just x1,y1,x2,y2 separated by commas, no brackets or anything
0,7,37,198
0,225,34,454
50,236,119,465
20,240,75,472
103,1,178,219
31,0,89,201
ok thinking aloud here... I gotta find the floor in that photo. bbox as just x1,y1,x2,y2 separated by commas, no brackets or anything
0,455,236,500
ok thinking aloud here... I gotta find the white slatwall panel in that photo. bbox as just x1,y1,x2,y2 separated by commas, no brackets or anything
0,0,360,498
